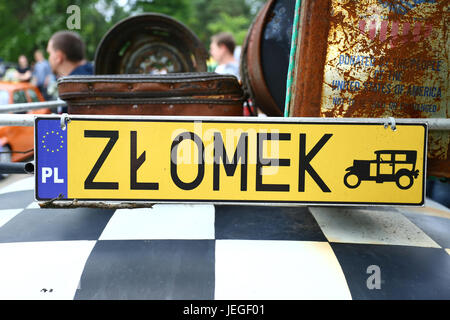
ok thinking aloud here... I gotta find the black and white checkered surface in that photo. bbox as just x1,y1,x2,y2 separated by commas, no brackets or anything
0,176,449,300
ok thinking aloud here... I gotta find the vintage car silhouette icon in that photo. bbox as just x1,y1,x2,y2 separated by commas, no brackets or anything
344,150,420,190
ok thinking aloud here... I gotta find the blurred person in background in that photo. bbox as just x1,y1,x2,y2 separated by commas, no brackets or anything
32,49,52,100
46,31,93,112
46,31,93,77
210,32,240,80
0,58,5,78
15,55,32,82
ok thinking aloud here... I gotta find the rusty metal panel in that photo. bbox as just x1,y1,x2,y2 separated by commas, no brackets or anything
289,0,449,177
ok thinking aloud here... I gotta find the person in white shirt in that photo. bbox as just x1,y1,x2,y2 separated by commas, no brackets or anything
209,32,240,80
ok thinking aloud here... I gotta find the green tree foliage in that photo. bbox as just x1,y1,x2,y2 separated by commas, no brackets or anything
0,0,128,63
190,0,262,45
206,12,251,46
131,0,194,26
0,0,265,64
130,0,265,47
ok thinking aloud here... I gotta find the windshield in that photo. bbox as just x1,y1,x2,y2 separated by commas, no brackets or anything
0,90,9,105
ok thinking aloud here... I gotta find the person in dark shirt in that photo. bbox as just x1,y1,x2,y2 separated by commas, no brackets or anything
46,31,93,112
15,55,32,82
46,31,93,77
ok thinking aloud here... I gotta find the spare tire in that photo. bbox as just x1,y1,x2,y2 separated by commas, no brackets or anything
95,13,208,75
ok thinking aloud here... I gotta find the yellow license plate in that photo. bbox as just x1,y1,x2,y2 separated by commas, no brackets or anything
35,116,427,205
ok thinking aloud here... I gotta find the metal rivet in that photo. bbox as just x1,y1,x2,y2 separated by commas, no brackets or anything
60,113,70,130
384,117,397,131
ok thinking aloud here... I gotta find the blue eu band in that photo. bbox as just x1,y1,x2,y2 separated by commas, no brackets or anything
36,119,68,200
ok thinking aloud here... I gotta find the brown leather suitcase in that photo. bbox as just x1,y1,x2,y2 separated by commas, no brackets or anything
57,73,244,116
